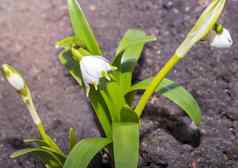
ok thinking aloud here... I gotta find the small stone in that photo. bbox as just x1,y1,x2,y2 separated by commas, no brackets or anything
185,6,190,12
89,4,96,11
162,1,173,10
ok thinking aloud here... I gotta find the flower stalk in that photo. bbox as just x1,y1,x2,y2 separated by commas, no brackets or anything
22,87,42,126
176,0,226,57
135,0,227,117
1,64,43,134
135,53,181,117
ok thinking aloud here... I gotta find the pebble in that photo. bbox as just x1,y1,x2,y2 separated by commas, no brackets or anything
162,1,173,10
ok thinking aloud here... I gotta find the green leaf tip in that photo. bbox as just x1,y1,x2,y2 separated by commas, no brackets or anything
67,0,102,55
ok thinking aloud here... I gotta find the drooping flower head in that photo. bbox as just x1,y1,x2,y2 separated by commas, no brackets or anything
79,56,116,95
176,0,227,57
209,27,233,48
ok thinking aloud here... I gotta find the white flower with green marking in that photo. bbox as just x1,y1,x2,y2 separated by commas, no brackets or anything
2,64,25,91
209,28,233,48
176,0,226,57
80,56,116,93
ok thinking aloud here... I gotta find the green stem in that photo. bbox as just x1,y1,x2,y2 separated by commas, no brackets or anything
134,53,181,117
21,87,42,125
37,122,65,155
36,122,47,138
23,89,64,155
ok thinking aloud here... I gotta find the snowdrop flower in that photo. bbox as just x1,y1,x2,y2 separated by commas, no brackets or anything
209,28,233,48
80,56,116,95
176,0,226,57
2,64,25,91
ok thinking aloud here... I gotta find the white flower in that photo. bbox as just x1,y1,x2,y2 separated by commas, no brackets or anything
80,56,116,93
209,28,233,48
2,64,25,91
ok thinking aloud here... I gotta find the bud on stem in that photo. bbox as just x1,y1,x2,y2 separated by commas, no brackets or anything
1,64,42,127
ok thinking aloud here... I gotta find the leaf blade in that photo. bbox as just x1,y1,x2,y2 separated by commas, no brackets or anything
10,147,63,167
112,29,156,94
113,123,139,168
67,0,102,55
63,137,111,168
114,29,156,57
100,82,127,122
128,78,202,125
68,128,78,152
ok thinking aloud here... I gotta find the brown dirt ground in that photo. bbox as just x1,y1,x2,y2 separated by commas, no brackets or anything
0,0,238,168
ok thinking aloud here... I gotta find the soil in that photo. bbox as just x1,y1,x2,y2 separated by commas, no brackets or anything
0,0,238,168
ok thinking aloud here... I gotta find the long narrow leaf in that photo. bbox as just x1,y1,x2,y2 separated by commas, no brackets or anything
68,128,78,152
113,123,139,168
68,0,102,55
112,29,156,94
63,137,111,168
37,124,64,156
58,49,83,86
120,106,138,123
24,139,48,146
89,89,112,137
10,148,63,167
114,29,156,57
128,78,201,125
100,82,127,122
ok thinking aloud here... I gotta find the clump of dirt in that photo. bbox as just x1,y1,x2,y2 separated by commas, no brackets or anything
0,0,237,168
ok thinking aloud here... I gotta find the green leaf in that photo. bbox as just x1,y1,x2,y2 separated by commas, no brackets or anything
68,128,78,151
120,106,138,123
128,78,201,125
118,44,144,93
67,0,102,55
114,29,156,57
24,139,48,146
89,89,112,137
78,48,91,56
113,123,139,168
56,36,82,49
41,146,66,160
37,124,65,156
63,137,111,168
100,82,127,122
112,29,156,94
10,147,63,167
58,49,83,86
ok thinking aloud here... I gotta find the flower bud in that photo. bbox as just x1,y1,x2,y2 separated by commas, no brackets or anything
2,64,42,125
209,28,233,48
2,64,25,91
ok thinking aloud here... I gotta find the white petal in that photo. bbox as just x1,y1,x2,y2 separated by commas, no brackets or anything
8,74,25,90
80,61,98,85
80,56,112,86
209,28,233,48
80,58,100,82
